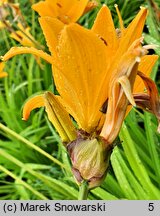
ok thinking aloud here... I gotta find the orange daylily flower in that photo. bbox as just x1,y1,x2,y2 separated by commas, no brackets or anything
10,23,36,47
2,5,160,187
2,5,159,142
0,62,8,78
32,0,97,24
91,5,159,143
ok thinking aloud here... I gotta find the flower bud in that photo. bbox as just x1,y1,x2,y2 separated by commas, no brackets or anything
67,132,112,189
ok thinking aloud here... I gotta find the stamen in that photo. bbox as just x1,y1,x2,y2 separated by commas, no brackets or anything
114,4,124,35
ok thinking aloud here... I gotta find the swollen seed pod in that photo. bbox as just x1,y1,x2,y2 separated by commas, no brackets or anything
67,131,113,188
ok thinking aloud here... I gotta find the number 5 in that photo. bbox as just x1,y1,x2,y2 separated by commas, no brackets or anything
148,203,154,211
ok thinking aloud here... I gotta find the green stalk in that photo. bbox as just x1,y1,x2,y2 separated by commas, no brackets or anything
31,0,36,37
120,123,160,199
2,29,10,50
78,181,89,200
27,56,35,96
0,165,48,200
146,0,160,40
144,113,160,185
0,149,78,199
0,123,69,171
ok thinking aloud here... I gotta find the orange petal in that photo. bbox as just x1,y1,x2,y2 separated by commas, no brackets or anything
92,5,117,49
44,92,76,142
0,72,8,78
138,55,159,76
22,92,76,142
10,32,21,43
110,38,144,84
53,23,109,132
10,23,35,47
125,7,148,41
22,95,45,121
32,1,58,17
33,0,88,23
0,62,7,78
2,47,53,64
125,55,158,116
116,7,148,57
134,55,159,93
0,62,5,71
59,0,88,22
56,0,89,23
39,17,64,55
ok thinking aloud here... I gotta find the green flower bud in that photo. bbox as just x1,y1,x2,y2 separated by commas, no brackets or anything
67,131,112,189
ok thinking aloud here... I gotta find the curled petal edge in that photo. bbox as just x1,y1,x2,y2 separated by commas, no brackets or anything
134,71,160,132
2,47,53,64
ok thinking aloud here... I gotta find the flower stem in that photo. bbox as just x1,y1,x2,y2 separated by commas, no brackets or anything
78,180,89,200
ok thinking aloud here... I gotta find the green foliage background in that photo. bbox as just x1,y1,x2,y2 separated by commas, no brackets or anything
0,0,160,200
